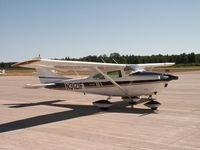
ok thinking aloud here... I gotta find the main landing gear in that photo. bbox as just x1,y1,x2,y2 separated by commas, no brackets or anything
93,96,112,110
93,95,161,111
144,96,161,110
122,95,161,110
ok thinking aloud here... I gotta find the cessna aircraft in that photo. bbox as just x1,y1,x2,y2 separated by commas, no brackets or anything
13,57,178,110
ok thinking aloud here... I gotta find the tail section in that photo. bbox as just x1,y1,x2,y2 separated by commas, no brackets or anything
36,68,71,84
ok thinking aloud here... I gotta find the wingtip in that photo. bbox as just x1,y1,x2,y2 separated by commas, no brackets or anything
12,59,41,67
165,62,175,66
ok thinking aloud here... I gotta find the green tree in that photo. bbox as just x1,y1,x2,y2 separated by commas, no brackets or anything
0,62,6,69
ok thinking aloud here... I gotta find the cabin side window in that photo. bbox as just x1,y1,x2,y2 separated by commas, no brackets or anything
93,73,105,80
107,70,122,79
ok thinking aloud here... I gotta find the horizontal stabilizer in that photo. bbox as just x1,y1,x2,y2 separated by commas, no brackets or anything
24,83,55,89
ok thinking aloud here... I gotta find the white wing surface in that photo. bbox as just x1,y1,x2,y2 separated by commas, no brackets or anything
13,58,125,73
13,58,175,73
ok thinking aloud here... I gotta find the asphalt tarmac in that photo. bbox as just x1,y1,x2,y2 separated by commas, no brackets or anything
0,71,200,150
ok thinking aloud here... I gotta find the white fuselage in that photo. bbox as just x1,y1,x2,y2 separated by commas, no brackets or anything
61,70,170,97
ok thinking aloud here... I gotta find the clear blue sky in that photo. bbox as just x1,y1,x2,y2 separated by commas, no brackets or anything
0,0,200,62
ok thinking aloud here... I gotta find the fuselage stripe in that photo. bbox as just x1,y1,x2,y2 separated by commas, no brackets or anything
46,79,166,89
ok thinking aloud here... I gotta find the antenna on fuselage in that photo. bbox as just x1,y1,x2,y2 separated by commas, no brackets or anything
32,54,42,59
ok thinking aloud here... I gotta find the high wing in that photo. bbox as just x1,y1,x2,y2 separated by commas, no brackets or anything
13,57,175,74
13,58,125,73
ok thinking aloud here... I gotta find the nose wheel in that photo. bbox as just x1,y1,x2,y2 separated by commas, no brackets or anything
128,101,137,108
122,96,140,108
150,106,158,111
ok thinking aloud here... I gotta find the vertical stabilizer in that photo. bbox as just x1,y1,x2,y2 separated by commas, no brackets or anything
36,68,69,84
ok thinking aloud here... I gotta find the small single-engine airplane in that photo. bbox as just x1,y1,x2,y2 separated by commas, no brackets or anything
13,56,178,110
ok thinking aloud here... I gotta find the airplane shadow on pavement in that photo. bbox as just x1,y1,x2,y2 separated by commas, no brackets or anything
0,100,156,133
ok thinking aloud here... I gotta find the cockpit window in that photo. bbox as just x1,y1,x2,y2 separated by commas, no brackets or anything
107,70,122,79
93,73,105,80
93,70,122,80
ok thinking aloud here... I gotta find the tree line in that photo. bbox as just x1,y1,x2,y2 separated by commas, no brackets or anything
1,52,200,70
64,52,200,66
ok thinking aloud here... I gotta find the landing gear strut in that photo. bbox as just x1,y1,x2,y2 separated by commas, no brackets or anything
129,101,136,108
122,96,140,108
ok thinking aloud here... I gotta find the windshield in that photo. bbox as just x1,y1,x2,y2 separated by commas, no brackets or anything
124,66,136,76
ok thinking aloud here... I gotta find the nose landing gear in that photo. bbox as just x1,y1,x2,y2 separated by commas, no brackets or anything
122,96,140,108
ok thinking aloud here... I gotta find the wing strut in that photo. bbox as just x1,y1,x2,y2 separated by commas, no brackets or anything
95,67,129,97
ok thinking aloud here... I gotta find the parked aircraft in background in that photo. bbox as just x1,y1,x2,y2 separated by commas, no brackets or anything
0,69,5,75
